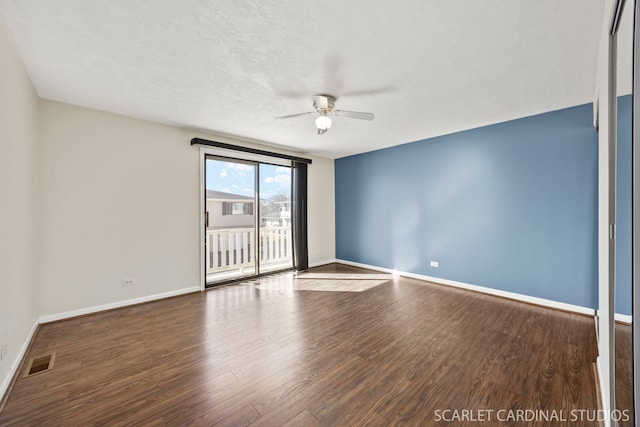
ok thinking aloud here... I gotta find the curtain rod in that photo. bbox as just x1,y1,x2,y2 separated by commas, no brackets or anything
191,138,312,164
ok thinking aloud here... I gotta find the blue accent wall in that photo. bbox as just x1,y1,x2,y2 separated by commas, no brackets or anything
616,95,632,316
336,103,600,309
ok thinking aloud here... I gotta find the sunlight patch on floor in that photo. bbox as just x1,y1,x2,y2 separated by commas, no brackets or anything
255,272,392,292
294,272,393,280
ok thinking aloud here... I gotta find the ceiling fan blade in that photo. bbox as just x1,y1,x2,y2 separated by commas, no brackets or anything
339,86,395,97
333,110,375,121
275,112,316,120
276,89,312,98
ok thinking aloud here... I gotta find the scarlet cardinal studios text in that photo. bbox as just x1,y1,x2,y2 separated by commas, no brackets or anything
433,409,630,423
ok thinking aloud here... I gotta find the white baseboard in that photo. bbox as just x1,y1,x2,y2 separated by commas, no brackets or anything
1,318,39,404
309,259,337,268
336,259,596,316
39,286,201,324
614,313,632,324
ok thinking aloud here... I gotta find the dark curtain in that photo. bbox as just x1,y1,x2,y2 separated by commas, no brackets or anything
292,162,308,271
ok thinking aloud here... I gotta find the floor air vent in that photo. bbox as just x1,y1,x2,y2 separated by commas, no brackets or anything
24,352,55,377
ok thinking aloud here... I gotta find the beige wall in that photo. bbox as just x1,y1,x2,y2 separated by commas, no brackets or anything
0,23,39,391
39,100,335,317
307,153,335,265
39,102,200,316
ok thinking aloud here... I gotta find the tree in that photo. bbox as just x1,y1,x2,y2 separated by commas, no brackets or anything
261,193,290,219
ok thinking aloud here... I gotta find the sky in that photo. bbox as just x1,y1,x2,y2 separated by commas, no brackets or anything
206,159,291,200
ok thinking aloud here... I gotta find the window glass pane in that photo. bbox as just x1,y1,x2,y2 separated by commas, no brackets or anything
259,163,293,273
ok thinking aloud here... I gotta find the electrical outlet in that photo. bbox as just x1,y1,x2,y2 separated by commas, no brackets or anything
430,261,439,268
122,278,136,287
0,344,7,361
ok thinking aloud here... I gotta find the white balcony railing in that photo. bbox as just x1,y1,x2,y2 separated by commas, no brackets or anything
206,226,292,275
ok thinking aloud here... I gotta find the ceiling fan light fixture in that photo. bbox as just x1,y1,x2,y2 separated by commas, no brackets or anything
276,94,373,134
315,115,332,131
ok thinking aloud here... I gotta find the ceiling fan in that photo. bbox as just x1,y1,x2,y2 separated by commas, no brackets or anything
275,94,374,135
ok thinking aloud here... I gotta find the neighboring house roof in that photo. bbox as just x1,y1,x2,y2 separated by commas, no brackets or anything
206,190,253,201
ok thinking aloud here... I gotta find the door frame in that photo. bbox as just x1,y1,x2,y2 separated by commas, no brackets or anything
199,146,292,290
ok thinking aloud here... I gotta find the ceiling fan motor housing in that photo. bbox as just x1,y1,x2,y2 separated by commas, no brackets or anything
313,94,335,113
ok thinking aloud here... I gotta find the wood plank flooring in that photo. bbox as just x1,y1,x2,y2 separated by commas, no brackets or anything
616,322,633,427
0,264,600,426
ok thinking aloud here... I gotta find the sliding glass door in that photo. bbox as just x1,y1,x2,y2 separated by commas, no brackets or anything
204,156,293,286
258,163,293,273
205,157,257,284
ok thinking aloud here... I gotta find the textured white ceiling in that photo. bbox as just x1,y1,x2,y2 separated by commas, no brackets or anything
0,1,630,159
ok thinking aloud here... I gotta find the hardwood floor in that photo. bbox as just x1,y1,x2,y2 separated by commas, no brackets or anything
616,322,633,427
0,264,600,426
